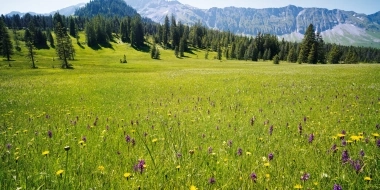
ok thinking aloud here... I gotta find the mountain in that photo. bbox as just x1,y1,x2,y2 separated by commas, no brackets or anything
5,3,85,17
75,0,138,18
125,0,380,47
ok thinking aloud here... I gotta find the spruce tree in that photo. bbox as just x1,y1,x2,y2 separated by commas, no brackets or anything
328,44,341,64
1,23,14,65
298,24,316,64
55,22,73,68
163,16,170,49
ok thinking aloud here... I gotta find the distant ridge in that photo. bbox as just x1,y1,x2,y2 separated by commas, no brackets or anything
125,0,380,47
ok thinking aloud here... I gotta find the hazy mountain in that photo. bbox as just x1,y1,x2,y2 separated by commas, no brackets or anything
5,3,85,17
125,0,380,47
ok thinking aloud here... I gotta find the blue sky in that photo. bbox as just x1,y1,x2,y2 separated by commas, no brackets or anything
1,0,379,15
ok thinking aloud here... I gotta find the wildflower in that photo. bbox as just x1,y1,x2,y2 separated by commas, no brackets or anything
377,139,380,148
250,172,257,182
373,133,380,138
176,165,180,170
208,147,213,154
42,151,49,156
56,169,64,176
294,184,303,189
176,153,182,158
351,159,362,173
266,174,270,179
82,136,87,142
331,144,337,153
359,149,365,157
246,152,252,155
333,184,343,190
6,143,11,150
64,146,70,151
308,133,314,143
208,177,216,184
189,150,195,155
268,153,274,161
342,150,349,163
341,139,347,146
300,173,310,181
131,138,136,146
78,140,85,145
341,130,346,135
48,130,53,138
98,165,105,171
337,133,345,140
152,138,158,143
269,125,273,135
237,148,243,156
298,123,302,135
124,172,131,179
364,176,372,181
350,136,360,142
190,185,197,190
134,159,146,174
264,162,270,167
227,140,233,147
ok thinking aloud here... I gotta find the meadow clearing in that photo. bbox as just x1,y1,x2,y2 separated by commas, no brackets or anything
0,36,380,189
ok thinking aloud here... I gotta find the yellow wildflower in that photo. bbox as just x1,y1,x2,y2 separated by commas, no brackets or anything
364,177,372,181
56,169,64,176
264,162,270,167
42,151,49,156
190,185,197,190
98,165,105,171
294,184,303,189
124,173,131,178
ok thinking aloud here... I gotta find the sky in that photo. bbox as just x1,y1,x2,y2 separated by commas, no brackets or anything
1,0,379,15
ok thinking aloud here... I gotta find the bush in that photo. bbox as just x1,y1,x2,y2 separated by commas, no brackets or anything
273,54,280,64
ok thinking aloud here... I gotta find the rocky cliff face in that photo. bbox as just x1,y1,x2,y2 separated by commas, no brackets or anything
126,0,380,47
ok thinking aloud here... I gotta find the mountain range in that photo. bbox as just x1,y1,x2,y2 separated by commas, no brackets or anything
125,0,380,48
5,0,380,48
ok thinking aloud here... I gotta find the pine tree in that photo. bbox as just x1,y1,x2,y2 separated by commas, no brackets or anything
179,37,185,57
316,33,326,63
298,24,316,64
273,54,280,64
55,22,73,68
307,43,317,64
328,44,341,64
1,23,14,65
217,43,222,61
25,29,36,68
287,45,297,63
69,17,76,37
163,15,170,49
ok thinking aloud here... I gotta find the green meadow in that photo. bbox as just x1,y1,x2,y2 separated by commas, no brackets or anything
1,33,380,189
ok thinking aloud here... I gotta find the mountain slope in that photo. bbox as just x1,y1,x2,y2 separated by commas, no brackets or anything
5,3,85,16
126,0,380,47
75,0,138,18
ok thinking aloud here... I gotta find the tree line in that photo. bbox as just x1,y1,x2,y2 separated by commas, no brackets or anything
1,12,380,67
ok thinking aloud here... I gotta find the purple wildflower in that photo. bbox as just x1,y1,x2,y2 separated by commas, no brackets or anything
304,116,307,123
82,136,87,142
208,147,213,154
377,139,380,148
176,153,182,158
134,159,146,174
237,148,243,156
6,143,11,150
208,177,216,184
125,135,131,143
359,149,365,157
131,138,136,146
333,184,343,190
331,144,337,153
250,172,257,182
308,133,314,143
269,125,273,135
341,139,347,146
351,159,362,174
48,130,53,138
341,130,346,135
298,123,302,135
228,140,233,147
300,173,310,181
342,150,350,163
268,153,274,161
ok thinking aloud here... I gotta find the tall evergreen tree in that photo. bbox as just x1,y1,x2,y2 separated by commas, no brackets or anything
69,17,76,37
163,15,170,48
328,44,341,64
1,22,14,65
298,24,316,64
287,45,298,63
25,28,36,68
130,15,144,48
55,22,74,68
316,33,326,63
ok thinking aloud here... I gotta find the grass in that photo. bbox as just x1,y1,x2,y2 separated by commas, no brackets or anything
0,31,380,189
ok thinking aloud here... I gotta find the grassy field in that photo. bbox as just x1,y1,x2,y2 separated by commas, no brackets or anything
1,33,380,189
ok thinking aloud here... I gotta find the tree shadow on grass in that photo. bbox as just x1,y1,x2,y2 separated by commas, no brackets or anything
77,42,85,49
132,44,150,53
